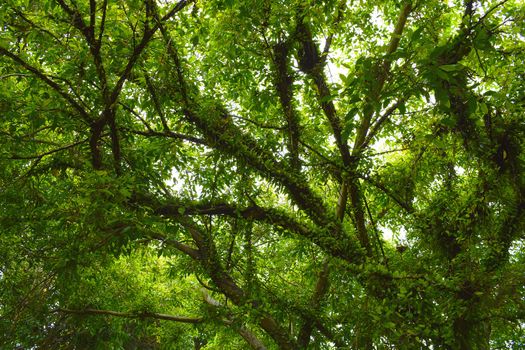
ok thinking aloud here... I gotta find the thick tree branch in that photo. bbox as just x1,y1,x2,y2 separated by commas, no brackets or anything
353,2,412,152
147,231,201,260
294,9,354,229
134,194,360,263
295,17,352,168
297,260,330,348
153,21,364,263
346,2,413,257
273,41,301,169
144,73,170,131
203,291,268,350
89,0,96,38
180,219,298,350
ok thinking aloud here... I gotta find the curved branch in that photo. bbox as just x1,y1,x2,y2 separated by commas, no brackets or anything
202,291,268,350
361,175,413,213
362,98,406,149
0,47,91,123
180,218,298,350
135,194,360,262
297,260,330,348
148,231,201,260
7,138,89,160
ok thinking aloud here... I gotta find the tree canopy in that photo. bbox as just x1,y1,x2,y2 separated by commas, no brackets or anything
1,0,524,348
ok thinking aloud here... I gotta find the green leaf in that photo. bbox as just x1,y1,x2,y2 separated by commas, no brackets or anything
441,116,455,127
411,27,424,41
439,64,465,72
398,101,406,115
385,322,396,329
478,102,489,115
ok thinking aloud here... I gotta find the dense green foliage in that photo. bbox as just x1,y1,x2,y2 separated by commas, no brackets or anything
1,0,524,348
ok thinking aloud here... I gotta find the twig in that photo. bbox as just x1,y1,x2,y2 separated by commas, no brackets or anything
123,127,207,146
231,114,285,130
364,195,387,266
7,138,88,160
55,308,203,323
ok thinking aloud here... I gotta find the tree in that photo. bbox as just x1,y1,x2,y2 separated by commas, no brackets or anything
1,0,524,348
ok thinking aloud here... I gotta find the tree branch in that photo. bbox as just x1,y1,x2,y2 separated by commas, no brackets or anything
55,308,203,323
124,127,207,146
134,193,360,262
7,138,89,160
202,291,268,350
294,9,355,229
180,219,298,350
295,15,352,168
353,2,412,152
97,0,108,46
273,41,301,169
161,0,192,22
145,230,201,260
144,72,170,131
361,175,413,213
0,47,91,123
362,98,406,149
297,260,330,348
346,2,413,257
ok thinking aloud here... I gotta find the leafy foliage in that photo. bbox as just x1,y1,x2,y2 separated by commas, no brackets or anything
1,0,524,349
